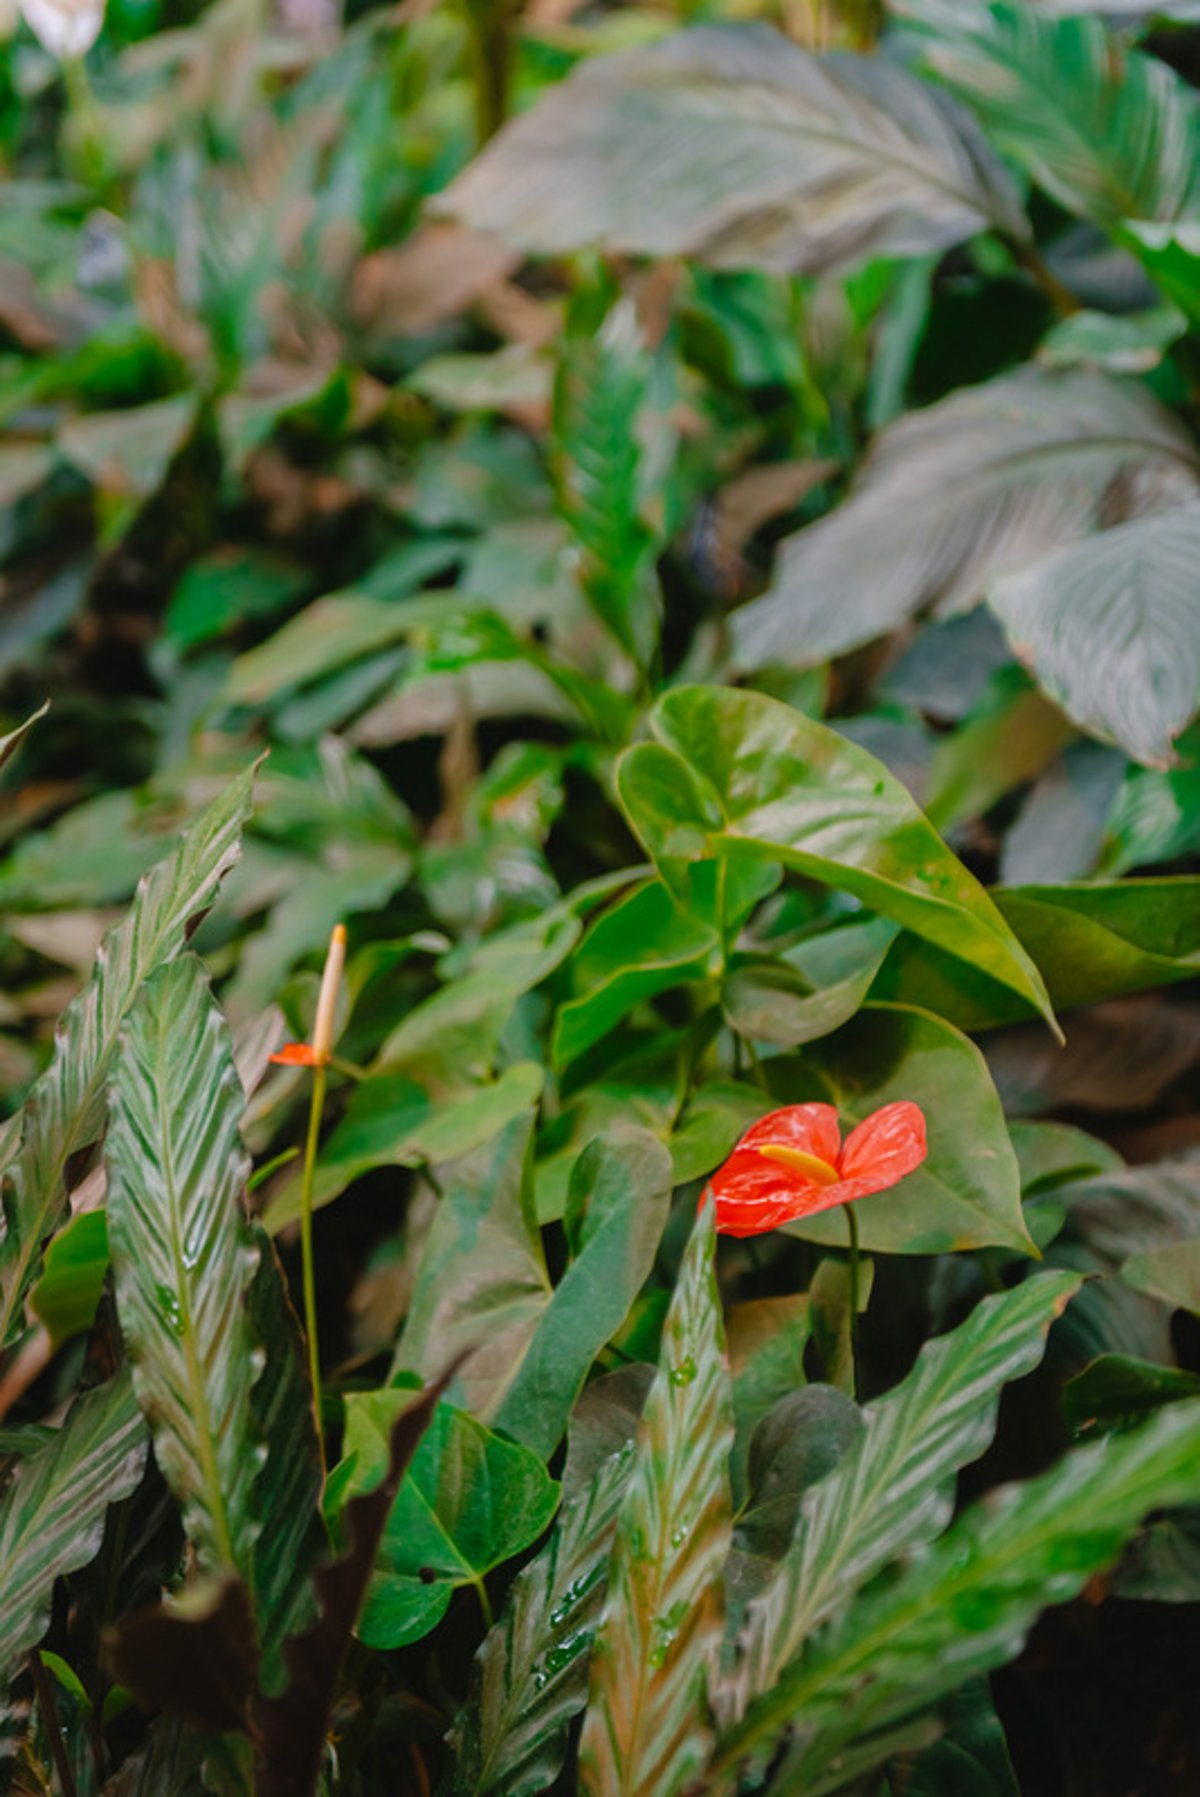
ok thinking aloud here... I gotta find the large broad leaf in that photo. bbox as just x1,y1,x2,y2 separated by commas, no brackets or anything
767,1005,1032,1255
718,1396,1200,1786
724,1272,1080,1725
553,881,722,1067
491,1130,674,1457
435,26,1025,276
0,1372,147,1685
731,368,1200,668
0,763,256,1351
988,507,1200,767
617,685,1055,1030
875,877,1200,1028
339,1395,561,1650
106,956,259,1581
445,1447,633,1797
399,1120,672,1460
578,1200,734,1797
894,0,1200,228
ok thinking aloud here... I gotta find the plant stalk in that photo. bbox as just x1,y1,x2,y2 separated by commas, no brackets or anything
300,1063,328,1471
846,1203,861,1401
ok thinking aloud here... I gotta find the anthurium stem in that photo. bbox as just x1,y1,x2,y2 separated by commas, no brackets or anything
846,1203,861,1402
301,1062,327,1470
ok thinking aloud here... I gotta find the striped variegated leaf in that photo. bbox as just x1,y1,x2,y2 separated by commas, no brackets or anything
578,1198,733,1797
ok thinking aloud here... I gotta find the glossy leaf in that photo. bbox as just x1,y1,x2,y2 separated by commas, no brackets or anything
339,1395,560,1649
106,956,259,1580
617,685,1055,1027
553,881,722,1067
578,1199,734,1797
722,918,898,1050
719,1397,1200,1783
0,763,256,1351
445,1446,633,1797
875,877,1200,1027
772,1006,1033,1255
0,1372,147,1684
989,507,1200,767
436,26,1026,273
725,1272,1081,1723
28,1208,108,1347
731,368,1200,668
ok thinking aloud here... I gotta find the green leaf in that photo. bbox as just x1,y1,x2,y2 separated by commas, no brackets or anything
338,1396,560,1649
106,956,259,1580
988,507,1200,768
0,1372,147,1685
165,550,308,654
769,1005,1034,1255
924,666,1074,831
28,1209,109,1348
731,368,1200,668
553,882,722,1067
436,26,1026,274
1121,1239,1200,1316
728,1295,812,1508
491,1130,675,1458
1061,1354,1200,1440
399,1120,673,1460
618,685,1055,1029
875,877,1200,1026
894,0,1200,229
554,289,662,667
725,1272,1081,1724
445,1446,633,1797
58,394,197,499
1105,730,1200,873
870,1679,1019,1797
722,919,898,1050
578,1199,734,1797
719,1396,1200,1784
0,762,257,1351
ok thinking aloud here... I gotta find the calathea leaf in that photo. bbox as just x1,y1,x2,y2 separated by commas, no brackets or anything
444,1446,634,1797
105,955,260,1582
723,1272,1081,1726
988,506,1200,768
617,684,1056,1029
893,0,1200,228
717,1397,1200,1787
731,367,1200,669
0,702,48,776
578,1198,734,1797
0,762,257,1352
0,1371,147,1685
434,25,1027,274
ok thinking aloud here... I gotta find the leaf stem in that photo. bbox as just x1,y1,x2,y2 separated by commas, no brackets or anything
846,1204,861,1402
469,1570,495,1633
300,1063,327,1471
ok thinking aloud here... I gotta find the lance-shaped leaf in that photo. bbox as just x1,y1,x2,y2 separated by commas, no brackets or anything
0,763,256,1350
245,1227,327,1693
434,25,1027,274
731,367,1200,669
724,1271,1081,1724
988,507,1200,768
894,0,1200,229
106,955,260,1581
444,1445,634,1797
617,684,1055,1029
717,1396,1200,1785
0,1371,147,1684
578,1199,734,1797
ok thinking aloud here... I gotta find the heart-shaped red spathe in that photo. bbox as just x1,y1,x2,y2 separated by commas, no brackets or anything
710,1100,927,1238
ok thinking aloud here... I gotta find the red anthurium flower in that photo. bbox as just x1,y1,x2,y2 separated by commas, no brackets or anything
711,1101,927,1238
270,1042,323,1067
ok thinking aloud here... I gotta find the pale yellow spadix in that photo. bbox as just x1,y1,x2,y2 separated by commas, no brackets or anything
756,1143,840,1185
